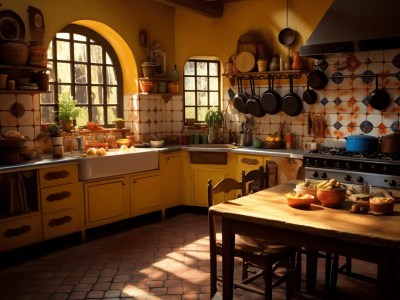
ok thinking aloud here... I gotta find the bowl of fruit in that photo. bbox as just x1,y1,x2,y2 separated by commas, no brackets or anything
316,179,347,208
285,192,315,208
264,134,284,149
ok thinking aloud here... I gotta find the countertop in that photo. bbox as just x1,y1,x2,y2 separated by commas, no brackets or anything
0,155,80,174
0,145,306,173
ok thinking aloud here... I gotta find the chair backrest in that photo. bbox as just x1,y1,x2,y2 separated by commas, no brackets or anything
207,178,245,208
242,165,268,194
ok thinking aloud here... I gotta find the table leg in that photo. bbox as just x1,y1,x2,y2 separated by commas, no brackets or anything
222,219,235,299
377,253,398,299
306,249,318,293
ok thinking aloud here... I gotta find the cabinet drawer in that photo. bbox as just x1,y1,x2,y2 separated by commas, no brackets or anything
41,183,78,213
0,214,42,252
39,164,78,188
42,209,81,240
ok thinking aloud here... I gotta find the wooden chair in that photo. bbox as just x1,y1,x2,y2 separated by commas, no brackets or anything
208,175,297,299
242,165,267,194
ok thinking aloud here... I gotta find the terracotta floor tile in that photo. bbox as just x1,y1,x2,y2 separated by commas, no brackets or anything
0,212,384,300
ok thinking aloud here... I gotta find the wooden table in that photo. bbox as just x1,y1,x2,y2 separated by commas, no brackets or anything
209,181,400,299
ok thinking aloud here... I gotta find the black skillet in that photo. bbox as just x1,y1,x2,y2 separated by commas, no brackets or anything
303,82,317,105
260,75,281,114
282,75,303,116
308,69,328,90
246,77,266,118
233,77,249,114
369,75,391,110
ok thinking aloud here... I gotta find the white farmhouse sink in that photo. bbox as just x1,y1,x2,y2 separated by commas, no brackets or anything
78,148,159,180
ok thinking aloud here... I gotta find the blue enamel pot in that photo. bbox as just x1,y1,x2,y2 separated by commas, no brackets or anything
345,135,379,153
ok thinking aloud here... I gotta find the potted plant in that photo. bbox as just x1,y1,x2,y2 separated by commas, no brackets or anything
58,93,82,131
47,123,64,158
205,107,224,143
114,118,125,129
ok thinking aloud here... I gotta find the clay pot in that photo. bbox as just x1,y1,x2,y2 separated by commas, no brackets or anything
380,131,400,153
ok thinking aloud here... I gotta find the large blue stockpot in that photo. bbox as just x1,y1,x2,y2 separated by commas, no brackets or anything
345,134,379,153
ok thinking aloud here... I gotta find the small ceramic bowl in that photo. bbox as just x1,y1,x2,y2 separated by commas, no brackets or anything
316,188,347,208
285,192,315,208
369,197,395,215
150,140,165,148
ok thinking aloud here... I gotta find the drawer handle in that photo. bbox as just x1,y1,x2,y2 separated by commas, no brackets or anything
44,170,69,181
46,191,72,202
3,225,31,238
48,216,72,227
241,158,260,165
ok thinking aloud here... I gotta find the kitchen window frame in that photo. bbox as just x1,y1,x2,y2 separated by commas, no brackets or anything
41,24,123,127
183,59,221,124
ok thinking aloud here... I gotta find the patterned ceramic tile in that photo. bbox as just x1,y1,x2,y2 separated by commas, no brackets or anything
368,50,384,63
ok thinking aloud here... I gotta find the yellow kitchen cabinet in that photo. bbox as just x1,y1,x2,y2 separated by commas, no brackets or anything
129,171,161,216
39,164,84,240
236,154,264,179
0,213,42,252
38,164,78,188
84,176,129,228
191,165,227,207
160,152,183,212
40,182,83,240
237,154,264,194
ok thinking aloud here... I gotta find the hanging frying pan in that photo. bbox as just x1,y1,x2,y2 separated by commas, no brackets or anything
278,0,296,47
307,69,328,90
260,75,282,114
233,77,249,114
278,28,296,47
368,75,391,110
303,82,317,105
282,75,303,116
246,77,266,118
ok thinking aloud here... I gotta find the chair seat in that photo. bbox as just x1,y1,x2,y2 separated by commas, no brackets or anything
216,233,292,256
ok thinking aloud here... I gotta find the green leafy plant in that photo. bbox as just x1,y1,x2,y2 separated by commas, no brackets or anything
205,107,223,128
47,123,63,137
57,93,82,121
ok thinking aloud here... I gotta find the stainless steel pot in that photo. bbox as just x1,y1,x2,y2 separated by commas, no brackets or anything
380,130,400,153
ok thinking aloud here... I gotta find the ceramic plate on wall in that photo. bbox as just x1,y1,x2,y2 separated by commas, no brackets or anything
0,10,25,40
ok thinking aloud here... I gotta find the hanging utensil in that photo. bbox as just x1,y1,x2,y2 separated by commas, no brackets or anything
368,75,391,110
278,0,296,47
246,77,266,118
233,77,249,114
281,75,303,116
261,75,282,114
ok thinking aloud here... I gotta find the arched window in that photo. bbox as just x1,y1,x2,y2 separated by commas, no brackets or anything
41,24,123,127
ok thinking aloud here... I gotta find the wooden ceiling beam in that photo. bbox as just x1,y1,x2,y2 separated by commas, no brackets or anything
154,0,224,18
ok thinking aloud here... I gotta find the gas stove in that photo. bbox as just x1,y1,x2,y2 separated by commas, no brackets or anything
304,147,400,189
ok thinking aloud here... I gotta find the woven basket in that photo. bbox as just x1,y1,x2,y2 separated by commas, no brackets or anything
0,41,28,66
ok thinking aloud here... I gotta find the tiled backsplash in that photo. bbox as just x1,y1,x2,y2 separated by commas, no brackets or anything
1,49,399,149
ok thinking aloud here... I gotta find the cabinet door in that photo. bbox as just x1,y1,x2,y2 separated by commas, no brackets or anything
39,164,79,188
236,154,264,180
42,208,80,240
0,214,42,253
41,183,79,213
160,152,183,209
84,177,129,228
192,166,227,207
130,174,161,216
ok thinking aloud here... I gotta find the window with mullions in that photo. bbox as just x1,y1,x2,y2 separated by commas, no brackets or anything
183,59,220,123
41,24,123,127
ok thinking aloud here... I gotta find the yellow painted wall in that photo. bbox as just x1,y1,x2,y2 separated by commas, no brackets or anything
174,0,333,75
1,0,176,94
